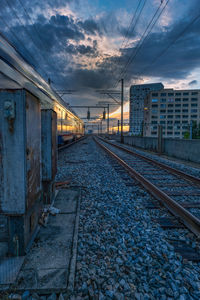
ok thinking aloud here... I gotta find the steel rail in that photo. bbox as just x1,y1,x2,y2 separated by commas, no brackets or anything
94,137,200,237
58,136,86,151
98,136,200,187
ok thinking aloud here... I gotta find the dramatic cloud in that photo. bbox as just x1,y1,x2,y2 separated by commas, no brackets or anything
1,0,200,113
189,80,198,86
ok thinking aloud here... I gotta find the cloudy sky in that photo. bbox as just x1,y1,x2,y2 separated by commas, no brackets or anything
1,0,200,122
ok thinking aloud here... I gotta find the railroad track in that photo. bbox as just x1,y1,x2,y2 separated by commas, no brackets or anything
94,137,200,239
58,136,86,151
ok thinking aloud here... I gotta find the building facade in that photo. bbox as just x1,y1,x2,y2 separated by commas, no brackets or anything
129,83,164,135
143,88,200,138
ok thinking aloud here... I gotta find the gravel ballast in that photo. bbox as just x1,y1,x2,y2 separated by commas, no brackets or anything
57,137,200,300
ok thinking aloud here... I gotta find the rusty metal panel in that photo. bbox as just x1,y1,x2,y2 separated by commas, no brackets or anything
41,109,57,181
0,89,26,214
26,91,41,209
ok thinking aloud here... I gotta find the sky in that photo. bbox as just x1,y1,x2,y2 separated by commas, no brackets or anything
1,0,200,126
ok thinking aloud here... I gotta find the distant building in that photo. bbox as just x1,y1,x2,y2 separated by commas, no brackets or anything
143,88,200,138
129,83,164,134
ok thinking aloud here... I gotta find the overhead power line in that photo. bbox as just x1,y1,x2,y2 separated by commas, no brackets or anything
121,0,147,51
17,0,49,52
0,15,48,76
120,0,143,50
136,11,200,80
111,0,147,84
4,0,50,78
121,0,170,81
115,0,170,86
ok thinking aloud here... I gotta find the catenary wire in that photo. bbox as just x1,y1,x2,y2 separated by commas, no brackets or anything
115,0,169,86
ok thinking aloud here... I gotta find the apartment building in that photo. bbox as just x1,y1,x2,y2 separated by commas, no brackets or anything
129,83,164,134
143,88,200,138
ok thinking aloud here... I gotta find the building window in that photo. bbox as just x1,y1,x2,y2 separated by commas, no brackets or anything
168,93,174,96
174,120,180,124
151,121,157,124
192,91,198,95
161,98,166,103
182,115,188,118
168,115,173,119
152,93,158,97
167,109,173,113
160,115,166,119
175,115,181,119
167,126,173,129
160,104,166,108
182,109,188,113
183,98,189,101
191,115,197,118
191,103,197,107
161,93,166,96
151,131,157,135
191,98,198,101
152,104,158,108
168,104,173,107
152,116,158,119
182,121,188,124
183,104,188,107
160,110,166,113
191,109,197,113
168,121,173,124
175,98,181,102
160,121,165,124
175,109,181,113
167,131,173,134
183,92,189,96
175,92,181,96
175,132,180,135
168,98,174,102
152,110,158,114
152,99,158,103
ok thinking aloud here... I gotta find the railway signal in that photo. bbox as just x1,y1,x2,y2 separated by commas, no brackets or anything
87,109,90,120
103,109,106,120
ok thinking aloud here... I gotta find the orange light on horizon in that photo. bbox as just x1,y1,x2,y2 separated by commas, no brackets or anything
110,102,129,119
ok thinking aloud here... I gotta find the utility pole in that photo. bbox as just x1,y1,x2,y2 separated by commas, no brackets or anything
107,104,110,134
120,79,124,143
118,120,120,134
100,120,102,134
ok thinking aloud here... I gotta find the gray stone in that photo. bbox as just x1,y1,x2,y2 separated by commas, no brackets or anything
31,293,40,300
116,257,123,265
105,290,114,298
166,288,173,297
47,294,57,300
159,295,167,300
179,296,187,300
134,293,142,300
99,292,105,300
114,292,124,300
22,291,30,300
119,279,126,287
9,295,22,300
58,294,64,300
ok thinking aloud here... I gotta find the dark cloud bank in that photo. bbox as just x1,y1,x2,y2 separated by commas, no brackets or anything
1,0,200,91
